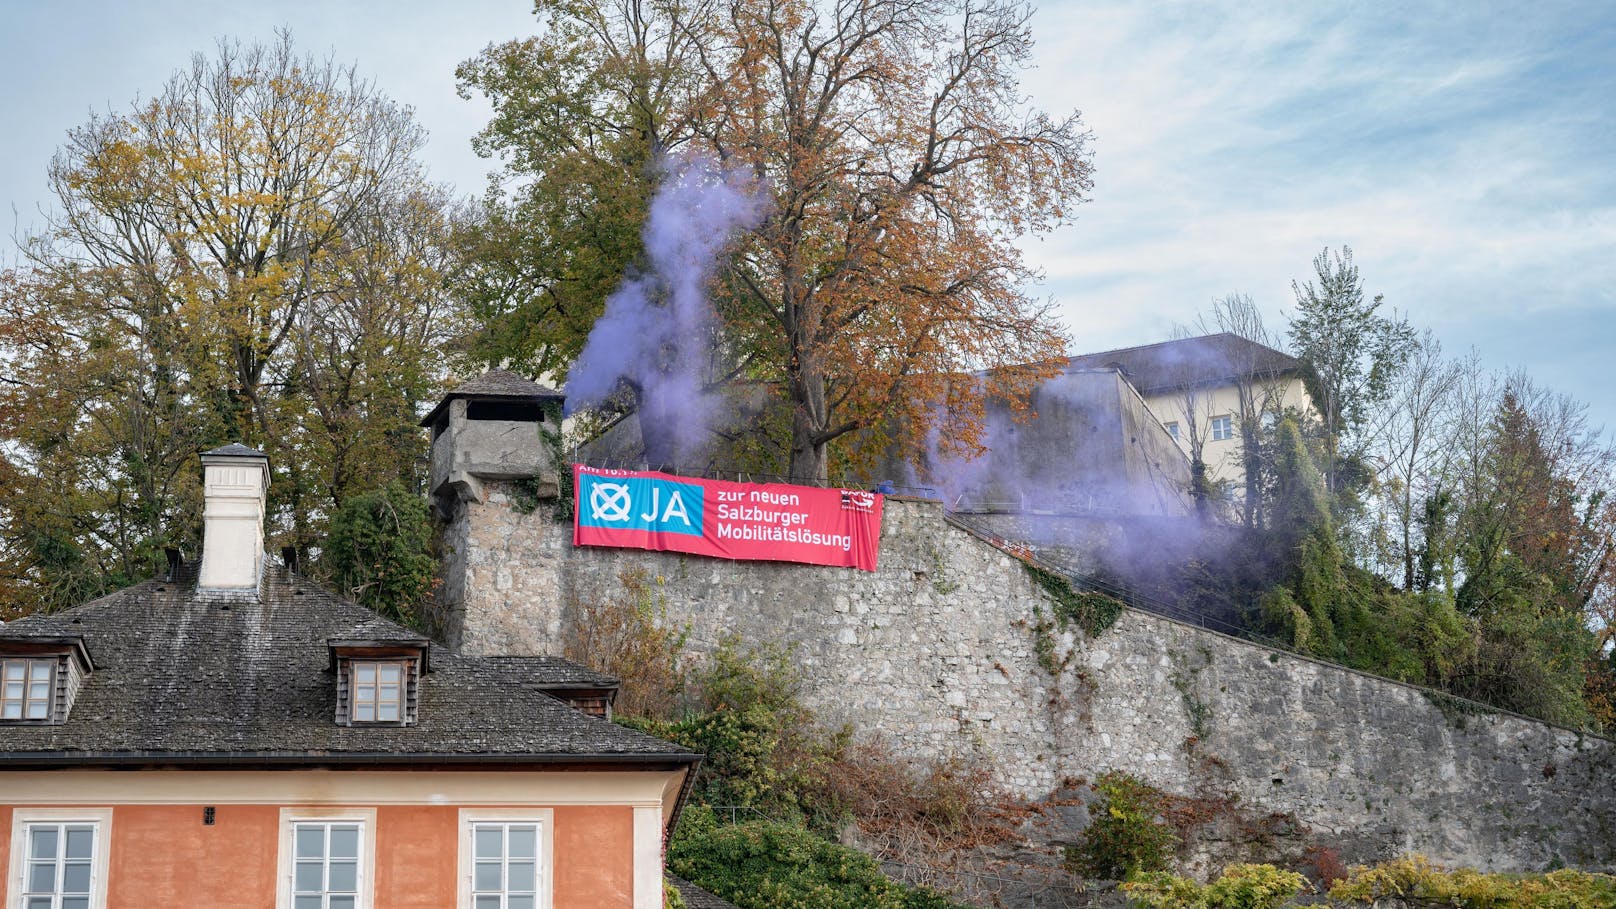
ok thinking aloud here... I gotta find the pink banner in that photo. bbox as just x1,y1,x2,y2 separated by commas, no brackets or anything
573,465,883,571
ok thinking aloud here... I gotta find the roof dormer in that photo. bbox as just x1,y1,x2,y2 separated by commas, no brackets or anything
327,621,430,727
0,632,93,725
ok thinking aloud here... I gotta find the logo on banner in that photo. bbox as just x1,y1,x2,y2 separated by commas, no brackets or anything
840,489,876,513
577,472,704,536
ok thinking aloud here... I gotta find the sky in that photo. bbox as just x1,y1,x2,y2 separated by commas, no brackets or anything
2,0,1613,429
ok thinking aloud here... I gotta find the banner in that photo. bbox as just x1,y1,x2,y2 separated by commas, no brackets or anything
573,465,883,571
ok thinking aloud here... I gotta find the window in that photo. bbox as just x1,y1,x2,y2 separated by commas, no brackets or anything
458,810,552,909
1163,421,1180,441
1210,415,1234,442
292,822,362,909
349,662,403,723
2,658,54,721
277,809,374,909
8,810,111,909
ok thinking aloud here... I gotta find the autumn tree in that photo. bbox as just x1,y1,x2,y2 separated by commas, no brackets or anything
461,0,1092,481
0,33,457,610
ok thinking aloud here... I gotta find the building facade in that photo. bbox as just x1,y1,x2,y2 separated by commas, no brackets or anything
1,444,698,909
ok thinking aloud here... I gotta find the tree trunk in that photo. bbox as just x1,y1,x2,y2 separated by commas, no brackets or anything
788,365,831,484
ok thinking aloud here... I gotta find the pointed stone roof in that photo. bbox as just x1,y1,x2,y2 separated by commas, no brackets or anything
202,442,268,459
419,369,565,427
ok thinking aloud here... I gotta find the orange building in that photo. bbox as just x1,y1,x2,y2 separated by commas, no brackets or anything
1,444,700,908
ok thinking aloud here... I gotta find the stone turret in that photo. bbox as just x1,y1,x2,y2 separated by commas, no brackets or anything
423,370,568,653
420,370,565,513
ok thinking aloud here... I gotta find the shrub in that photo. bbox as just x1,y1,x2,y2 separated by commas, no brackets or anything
323,481,435,628
1065,771,1178,880
1122,864,1306,909
1329,854,1616,908
563,568,689,719
668,806,970,909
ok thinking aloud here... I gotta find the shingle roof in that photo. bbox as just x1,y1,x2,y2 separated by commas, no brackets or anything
1066,333,1303,396
0,562,697,767
202,442,268,459
667,874,742,909
419,369,565,427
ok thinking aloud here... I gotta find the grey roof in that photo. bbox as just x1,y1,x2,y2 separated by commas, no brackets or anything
1066,333,1303,396
202,442,268,459
666,875,742,909
419,369,565,427
0,562,697,767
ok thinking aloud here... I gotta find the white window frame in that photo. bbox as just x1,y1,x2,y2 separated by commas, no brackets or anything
456,809,554,909
276,808,376,909
7,808,112,909
349,661,404,723
1162,421,1180,441
1210,414,1235,442
1,657,55,721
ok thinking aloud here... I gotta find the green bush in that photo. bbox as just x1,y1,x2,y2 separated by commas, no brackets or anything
668,806,969,909
322,481,435,628
1123,864,1307,908
1330,854,1616,908
1065,771,1178,880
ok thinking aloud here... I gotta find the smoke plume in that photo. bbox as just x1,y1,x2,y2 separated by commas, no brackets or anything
565,154,767,464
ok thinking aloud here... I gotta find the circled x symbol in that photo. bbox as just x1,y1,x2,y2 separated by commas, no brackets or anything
590,482,633,522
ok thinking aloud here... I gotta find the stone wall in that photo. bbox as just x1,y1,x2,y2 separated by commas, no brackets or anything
437,483,1616,872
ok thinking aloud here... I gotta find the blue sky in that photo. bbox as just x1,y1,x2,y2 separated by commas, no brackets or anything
3,0,1613,429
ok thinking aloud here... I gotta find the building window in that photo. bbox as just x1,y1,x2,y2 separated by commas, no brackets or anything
278,809,375,909
8,809,111,909
2,657,53,720
1163,421,1180,441
350,662,403,723
459,810,552,909
1210,415,1234,442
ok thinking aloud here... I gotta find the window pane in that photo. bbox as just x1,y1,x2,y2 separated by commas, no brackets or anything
379,664,401,684
29,861,56,892
4,661,23,680
377,702,399,721
474,827,501,859
295,860,324,892
330,897,354,909
3,701,19,718
509,897,534,909
30,827,58,859
508,826,536,857
379,684,399,702
5,680,22,698
62,861,91,893
29,679,49,697
295,825,324,858
28,899,54,909
475,897,500,909
508,860,535,891
26,700,48,719
329,825,359,859
356,664,375,683
294,897,322,909
475,860,503,891
62,900,89,909
353,703,375,721
65,828,94,859
329,860,357,891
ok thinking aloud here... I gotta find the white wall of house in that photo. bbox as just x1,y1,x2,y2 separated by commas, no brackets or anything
1142,376,1314,486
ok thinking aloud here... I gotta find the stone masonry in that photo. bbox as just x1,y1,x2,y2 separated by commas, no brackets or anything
436,480,1616,872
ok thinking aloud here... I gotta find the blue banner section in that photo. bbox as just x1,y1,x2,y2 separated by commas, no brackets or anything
576,471,706,537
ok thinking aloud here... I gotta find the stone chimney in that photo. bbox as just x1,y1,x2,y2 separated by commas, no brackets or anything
198,443,270,591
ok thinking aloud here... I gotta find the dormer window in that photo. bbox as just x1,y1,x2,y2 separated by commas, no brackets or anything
351,661,405,722
0,637,93,725
2,658,54,720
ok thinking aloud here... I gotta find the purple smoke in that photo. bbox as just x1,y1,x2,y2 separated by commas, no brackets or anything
564,154,767,465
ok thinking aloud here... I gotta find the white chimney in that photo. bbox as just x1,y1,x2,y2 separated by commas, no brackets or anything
198,443,270,591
